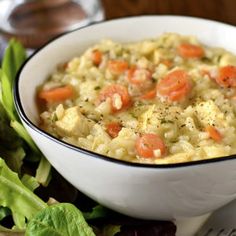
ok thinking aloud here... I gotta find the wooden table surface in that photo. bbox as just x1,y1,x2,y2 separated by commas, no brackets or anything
101,0,236,26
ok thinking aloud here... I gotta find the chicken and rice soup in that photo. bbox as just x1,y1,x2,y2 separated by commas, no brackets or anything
38,33,236,164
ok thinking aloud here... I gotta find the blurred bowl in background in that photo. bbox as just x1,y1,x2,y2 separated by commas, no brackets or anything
0,0,104,49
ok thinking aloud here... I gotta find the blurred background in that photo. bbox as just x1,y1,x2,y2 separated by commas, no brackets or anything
101,0,235,24
102,0,236,25
0,0,236,55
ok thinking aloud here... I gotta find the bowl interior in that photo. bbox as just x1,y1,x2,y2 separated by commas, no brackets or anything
17,15,236,125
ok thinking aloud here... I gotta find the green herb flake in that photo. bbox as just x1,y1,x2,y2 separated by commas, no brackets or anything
94,86,101,90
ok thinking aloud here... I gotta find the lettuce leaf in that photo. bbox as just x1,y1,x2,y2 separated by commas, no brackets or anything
83,205,110,220
102,225,121,236
1,39,26,86
21,174,40,192
26,203,95,236
0,102,24,173
0,103,22,149
10,121,40,156
0,225,24,236
0,39,26,121
0,207,11,221
0,39,41,157
1,147,25,174
0,39,51,185
0,158,47,229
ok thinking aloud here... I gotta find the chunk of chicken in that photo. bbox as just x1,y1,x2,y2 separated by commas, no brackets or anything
55,106,93,137
194,100,227,127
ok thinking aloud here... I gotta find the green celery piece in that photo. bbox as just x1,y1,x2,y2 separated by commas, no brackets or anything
26,203,95,236
0,158,47,229
102,225,121,236
35,157,52,187
21,174,40,192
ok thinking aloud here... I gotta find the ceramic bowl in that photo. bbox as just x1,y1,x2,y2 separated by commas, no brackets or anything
14,16,236,220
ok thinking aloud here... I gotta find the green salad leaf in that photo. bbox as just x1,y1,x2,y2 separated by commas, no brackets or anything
0,39,40,157
0,207,11,221
0,69,15,121
0,39,40,155
102,225,121,236
0,39,26,122
0,158,47,229
0,102,25,173
0,102,22,149
0,39,51,186
10,120,40,156
21,174,40,192
1,39,26,87
83,205,110,220
0,225,24,236
0,145,25,174
26,203,95,236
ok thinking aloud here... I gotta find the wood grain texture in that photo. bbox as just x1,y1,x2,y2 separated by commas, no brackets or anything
101,0,236,25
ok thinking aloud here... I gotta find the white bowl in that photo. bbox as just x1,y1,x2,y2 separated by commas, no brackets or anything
14,16,236,220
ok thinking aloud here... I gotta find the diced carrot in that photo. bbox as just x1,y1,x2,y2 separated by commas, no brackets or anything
156,70,192,101
135,133,166,158
140,89,156,100
108,60,128,75
106,122,122,138
215,65,236,88
178,43,204,58
91,49,102,66
98,84,131,112
126,67,152,85
38,85,74,102
205,125,222,142
160,59,173,68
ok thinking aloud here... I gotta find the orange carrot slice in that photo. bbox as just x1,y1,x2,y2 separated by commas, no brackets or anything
216,65,236,88
135,133,166,158
38,85,74,102
205,125,222,142
106,122,122,138
156,70,192,101
178,43,204,58
91,49,102,66
108,60,128,75
98,84,131,112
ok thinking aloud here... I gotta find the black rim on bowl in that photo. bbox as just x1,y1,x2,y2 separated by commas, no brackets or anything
14,15,236,169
